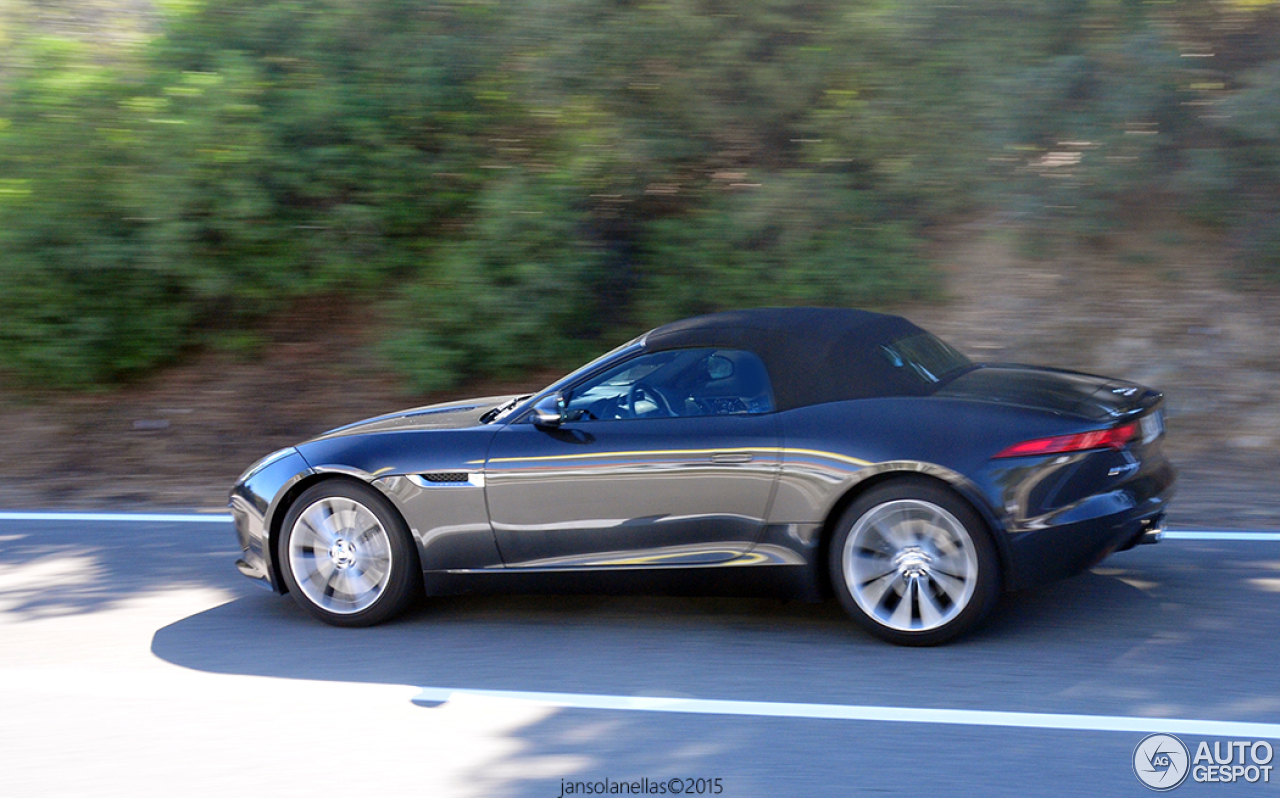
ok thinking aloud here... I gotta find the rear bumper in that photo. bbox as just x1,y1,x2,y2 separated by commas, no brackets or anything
1001,460,1175,591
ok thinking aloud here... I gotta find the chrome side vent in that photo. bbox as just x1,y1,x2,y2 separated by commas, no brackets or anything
407,472,484,488
423,472,468,483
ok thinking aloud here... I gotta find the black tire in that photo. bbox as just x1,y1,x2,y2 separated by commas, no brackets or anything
829,478,1000,646
277,480,421,627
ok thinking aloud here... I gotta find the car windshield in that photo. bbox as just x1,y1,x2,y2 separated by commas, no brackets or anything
879,333,973,385
482,394,534,424
484,336,646,424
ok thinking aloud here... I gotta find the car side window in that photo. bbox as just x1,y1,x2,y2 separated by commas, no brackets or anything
563,348,774,422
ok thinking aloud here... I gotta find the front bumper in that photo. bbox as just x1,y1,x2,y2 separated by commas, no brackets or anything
235,553,271,583
230,491,279,592
229,448,314,593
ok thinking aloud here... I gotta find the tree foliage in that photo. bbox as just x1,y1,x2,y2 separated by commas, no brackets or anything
0,0,1277,388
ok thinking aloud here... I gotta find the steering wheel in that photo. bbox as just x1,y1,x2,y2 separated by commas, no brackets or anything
625,381,676,418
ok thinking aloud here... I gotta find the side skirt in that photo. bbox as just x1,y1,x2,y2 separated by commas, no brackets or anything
421,562,824,602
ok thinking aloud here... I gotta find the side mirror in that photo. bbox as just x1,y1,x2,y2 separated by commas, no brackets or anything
530,392,565,428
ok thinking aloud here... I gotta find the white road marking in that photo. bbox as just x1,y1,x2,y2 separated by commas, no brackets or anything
413,687,1280,739
0,512,1278,540
1163,530,1280,541
0,511,231,524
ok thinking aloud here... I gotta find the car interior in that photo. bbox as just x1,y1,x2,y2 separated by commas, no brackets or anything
563,348,775,421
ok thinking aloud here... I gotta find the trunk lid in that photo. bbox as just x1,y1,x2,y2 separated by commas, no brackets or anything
936,365,1158,421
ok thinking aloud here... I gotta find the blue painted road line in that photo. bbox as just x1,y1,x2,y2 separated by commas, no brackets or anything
1162,530,1280,541
412,686,1280,738
1,512,1278,539
0,511,232,524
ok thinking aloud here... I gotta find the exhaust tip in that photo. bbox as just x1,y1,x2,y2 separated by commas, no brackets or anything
1137,516,1165,545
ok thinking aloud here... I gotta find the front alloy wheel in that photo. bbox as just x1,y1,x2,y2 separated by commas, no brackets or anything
279,480,420,627
831,479,999,645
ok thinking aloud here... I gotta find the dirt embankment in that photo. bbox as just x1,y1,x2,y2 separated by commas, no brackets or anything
908,220,1280,529
0,303,557,511
1,221,1277,528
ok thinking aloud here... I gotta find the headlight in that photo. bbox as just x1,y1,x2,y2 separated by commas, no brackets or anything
235,447,297,485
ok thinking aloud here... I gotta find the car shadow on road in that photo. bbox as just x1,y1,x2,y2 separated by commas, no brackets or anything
152,564,1187,714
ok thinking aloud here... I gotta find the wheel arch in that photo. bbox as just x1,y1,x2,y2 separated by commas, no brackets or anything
814,466,1014,597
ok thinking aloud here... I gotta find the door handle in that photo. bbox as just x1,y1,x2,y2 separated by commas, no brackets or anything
711,452,753,463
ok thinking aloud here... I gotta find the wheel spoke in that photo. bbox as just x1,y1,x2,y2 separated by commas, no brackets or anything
859,535,898,560
303,556,335,587
319,499,343,530
854,556,896,584
917,582,945,627
929,569,968,603
859,570,900,609
300,508,336,546
323,568,342,599
927,527,961,558
888,580,916,628
930,554,969,580
336,569,360,601
346,563,376,595
905,516,931,545
332,505,358,535
873,519,913,551
353,522,382,547
360,555,389,582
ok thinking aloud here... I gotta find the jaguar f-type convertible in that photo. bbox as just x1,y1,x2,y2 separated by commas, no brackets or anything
230,307,1173,644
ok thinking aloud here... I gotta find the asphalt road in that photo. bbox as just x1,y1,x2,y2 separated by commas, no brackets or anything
2,514,1279,797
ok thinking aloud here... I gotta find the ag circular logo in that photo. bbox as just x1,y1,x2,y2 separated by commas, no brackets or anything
1134,733,1190,791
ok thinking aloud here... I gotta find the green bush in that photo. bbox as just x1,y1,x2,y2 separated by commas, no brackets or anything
634,175,934,327
384,175,608,393
1,0,1279,390
0,1,502,385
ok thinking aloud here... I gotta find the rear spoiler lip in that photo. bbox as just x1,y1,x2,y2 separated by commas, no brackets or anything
1090,383,1163,422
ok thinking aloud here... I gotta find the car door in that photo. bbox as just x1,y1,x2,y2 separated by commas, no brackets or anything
484,348,781,568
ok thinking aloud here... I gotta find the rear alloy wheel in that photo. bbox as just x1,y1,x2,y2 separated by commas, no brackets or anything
830,479,999,646
279,481,421,627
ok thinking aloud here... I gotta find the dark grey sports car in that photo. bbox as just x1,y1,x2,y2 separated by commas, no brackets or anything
230,307,1174,644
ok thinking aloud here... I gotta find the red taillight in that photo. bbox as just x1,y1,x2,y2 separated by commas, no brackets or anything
994,422,1139,459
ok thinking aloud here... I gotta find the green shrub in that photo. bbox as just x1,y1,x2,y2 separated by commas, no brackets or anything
633,175,935,327
2,0,1279,390
384,175,608,392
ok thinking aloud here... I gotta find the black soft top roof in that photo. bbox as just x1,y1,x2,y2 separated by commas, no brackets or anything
643,307,933,411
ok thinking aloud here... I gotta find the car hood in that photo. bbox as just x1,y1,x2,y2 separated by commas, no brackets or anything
935,365,1155,421
308,394,523,440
